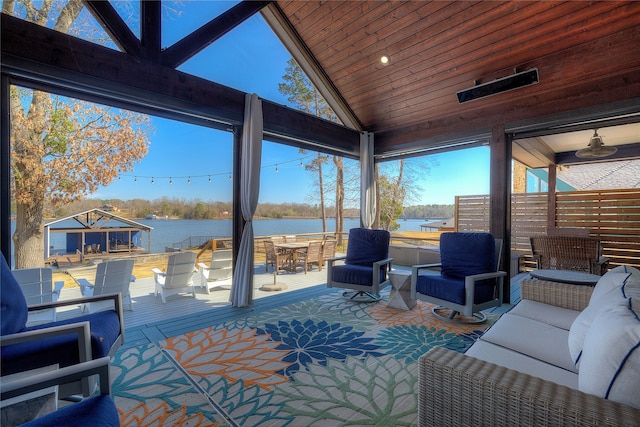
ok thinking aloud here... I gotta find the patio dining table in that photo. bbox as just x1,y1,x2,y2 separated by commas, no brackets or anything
274,242,309,273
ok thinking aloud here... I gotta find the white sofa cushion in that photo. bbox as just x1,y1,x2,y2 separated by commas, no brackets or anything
578,296,640,409
568,270,639,367
480,313,577,373
509,299,579,330
465,340,578,389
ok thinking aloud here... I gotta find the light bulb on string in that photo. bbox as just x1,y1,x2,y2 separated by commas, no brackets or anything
151,177,154,185
275,164,279,173
169,177,172,185
208,175,211,183
134,176,137,183
187,177,191,184
228,174,232,181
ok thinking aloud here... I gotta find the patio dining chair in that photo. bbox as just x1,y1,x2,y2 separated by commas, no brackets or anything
321,238,336,268
264,240,288,273
152,251,197,303
296,241,323,273
12,267,63,325
77,259,135,312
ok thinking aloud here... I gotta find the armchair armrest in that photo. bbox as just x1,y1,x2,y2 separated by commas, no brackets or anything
521,278,593,311
419,347,640,427
326,255,347,267
1,357,112,401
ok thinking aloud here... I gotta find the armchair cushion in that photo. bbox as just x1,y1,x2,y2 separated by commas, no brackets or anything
345,228,390,266
331,264,383,287
1,256,28,335
415,274,496,306
1,310,121,376
440,232,495,279
23,394,118,426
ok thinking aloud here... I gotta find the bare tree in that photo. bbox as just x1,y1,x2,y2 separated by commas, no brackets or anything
279,58,344,237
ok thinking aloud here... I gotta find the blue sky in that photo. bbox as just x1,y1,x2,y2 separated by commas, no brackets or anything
92,1,490,205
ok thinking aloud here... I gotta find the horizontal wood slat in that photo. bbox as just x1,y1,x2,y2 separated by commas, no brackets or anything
456,189,640,270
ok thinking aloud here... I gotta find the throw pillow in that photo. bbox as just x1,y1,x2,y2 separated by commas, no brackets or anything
578,297,640,409
568,285,625,366
590,271,632,305
0,255,28,335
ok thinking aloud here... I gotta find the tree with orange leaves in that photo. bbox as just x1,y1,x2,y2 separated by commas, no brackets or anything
5,0,150,267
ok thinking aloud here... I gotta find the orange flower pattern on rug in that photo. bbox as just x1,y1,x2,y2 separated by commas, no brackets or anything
368,299,496,335
118,401,219,426
163,327,292,390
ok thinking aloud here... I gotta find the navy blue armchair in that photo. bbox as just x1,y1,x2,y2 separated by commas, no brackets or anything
1,255,124,399
410,232,506,323
327,228,393,302
1,357,119,426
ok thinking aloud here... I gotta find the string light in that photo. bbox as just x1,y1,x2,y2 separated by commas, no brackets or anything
121,154,316,184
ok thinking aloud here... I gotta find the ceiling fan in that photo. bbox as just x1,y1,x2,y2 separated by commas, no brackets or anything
575,129,618,159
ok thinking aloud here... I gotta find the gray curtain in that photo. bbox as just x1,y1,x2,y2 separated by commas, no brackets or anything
230,93,262,307
360,131,376,228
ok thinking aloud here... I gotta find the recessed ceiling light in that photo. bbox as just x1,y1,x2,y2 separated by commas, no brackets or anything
380,55,389,65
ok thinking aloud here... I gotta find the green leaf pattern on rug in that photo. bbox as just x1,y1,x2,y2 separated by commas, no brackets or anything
273,355,418,426
376,324,476,363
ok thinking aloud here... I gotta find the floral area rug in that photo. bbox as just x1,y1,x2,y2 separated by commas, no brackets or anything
111,291,496,426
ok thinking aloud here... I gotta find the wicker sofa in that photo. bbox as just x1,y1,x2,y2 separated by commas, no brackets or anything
418,267,640,426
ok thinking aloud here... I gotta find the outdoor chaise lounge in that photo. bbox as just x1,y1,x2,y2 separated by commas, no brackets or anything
1,255,124,400
12,267,64,325
197,249,233,293
152,251,197,303
77,259,135,312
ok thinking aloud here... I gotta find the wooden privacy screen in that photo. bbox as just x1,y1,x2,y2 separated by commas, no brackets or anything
456,188,640,270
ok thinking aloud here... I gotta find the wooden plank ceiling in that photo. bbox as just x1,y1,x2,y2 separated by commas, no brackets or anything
272,1,640,159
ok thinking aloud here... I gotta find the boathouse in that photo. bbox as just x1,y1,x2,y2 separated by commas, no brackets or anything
44,208,152,260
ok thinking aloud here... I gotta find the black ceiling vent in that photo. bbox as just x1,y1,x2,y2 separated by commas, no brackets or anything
457,68,539,103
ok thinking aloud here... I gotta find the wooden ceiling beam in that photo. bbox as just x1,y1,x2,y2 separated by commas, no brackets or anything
161,1,272,69
0,13,358,156
141,0,161,61
84,1,141,58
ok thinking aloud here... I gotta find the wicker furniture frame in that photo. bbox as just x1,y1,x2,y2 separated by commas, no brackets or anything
418,279,640,426
529,235,609,275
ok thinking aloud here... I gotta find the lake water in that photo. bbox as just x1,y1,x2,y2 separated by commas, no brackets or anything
13,217,440,256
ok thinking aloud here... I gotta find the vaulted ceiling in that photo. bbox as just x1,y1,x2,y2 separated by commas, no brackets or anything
265,1,640,164
2,1,640,166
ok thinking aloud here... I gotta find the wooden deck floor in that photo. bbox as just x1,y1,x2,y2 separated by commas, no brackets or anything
54,265,525,353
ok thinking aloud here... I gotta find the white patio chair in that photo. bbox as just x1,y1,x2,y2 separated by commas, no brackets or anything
12,267,64,326
152,252,197,303
77,259,135,312
197,249,233,293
